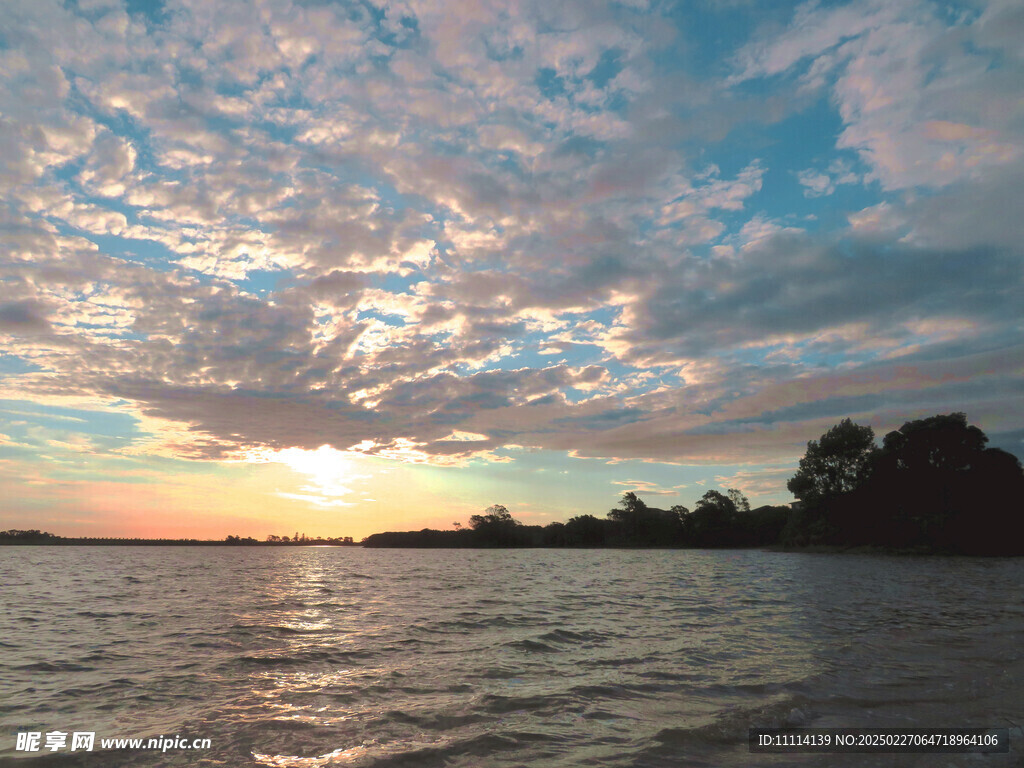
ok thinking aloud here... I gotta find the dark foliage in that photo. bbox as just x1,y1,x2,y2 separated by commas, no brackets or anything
363,490,789,550
784,413,1024,554
607,492,686,545
0,530,359,546
0,529,60,544
787,418,876,506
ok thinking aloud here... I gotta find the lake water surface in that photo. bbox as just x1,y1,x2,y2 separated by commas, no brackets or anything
1,547,1021,766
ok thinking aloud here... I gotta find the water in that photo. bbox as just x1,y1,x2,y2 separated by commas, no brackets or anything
0,548,1021,767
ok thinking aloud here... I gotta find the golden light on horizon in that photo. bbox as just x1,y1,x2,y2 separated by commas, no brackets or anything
246,445,370,508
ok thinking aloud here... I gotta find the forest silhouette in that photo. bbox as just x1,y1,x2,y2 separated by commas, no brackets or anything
363,412,1024,555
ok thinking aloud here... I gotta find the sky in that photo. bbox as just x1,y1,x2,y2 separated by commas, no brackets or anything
1,0,1022,540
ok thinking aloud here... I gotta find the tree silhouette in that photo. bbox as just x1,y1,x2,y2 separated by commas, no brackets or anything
784,412,1024,553
469,504,517,529
608,492,647,521
787,418,876,506
565,514,608,545
866,413,1024,552
468,504,522,546
607,492,684,545
682,490,738,546
728,489,750,514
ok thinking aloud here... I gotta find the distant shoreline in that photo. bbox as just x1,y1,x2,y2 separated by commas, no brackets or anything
0,534,360,547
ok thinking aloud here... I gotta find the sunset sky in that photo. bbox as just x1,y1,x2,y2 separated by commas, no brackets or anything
1,0,1022,539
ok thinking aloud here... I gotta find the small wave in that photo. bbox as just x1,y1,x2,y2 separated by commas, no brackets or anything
415,619,489,633
568,683,666,701
537,627,606,644
469,666,522,680
578,655,650,669
232,648,374,668
268,624,330,635
16,661,92,672
363,730,565,768
379,709,495,731
480,614,542,628
505,638,560,653
631,698,813,767
638,670,704,683
659,695,812,749
478,693,571,715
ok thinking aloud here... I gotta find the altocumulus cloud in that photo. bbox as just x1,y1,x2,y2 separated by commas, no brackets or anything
0,0,1021,484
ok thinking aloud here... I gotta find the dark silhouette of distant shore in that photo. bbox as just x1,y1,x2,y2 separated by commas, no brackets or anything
5,414,1022,555
0,531,359,546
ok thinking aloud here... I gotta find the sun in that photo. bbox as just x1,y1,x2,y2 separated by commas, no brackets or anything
244,444,369,508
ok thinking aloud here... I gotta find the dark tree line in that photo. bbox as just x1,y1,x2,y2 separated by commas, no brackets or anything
366,412,1023,554
0,530,359,546
783,413,1024,554
362,495,791,548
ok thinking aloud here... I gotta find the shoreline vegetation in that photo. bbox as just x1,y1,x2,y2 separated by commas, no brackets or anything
0,532,360,546
5,413,1022,555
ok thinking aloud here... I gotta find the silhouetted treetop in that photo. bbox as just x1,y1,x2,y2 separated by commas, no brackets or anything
879,412,987,472
469,504,519,530
787,418,876,505
608,492,647,521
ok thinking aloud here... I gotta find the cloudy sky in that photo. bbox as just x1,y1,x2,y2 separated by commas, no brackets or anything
1,0,1022,539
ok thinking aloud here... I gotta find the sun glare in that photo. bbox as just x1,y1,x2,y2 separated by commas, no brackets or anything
244,445,369,507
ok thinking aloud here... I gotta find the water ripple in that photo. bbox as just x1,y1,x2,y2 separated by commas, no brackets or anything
0,548,1021,767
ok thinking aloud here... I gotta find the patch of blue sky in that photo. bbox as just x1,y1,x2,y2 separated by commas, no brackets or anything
469,448,745,513
588,48,625,89
376,272,419,294
78,232,182,274
0,399,139,440
255,118,303,145
236,268,294,296
657,5,763,80
702,98,877,230
64,81,157,160
555,134,605,162
357,2,418,47
570,304,620,329
192,114,250,138
356,307,407,327
487,151,529,176
124,0,167,25
485,346,592,376
535,68,568,101
78,326,149,343
599,347,678,375
0,356,44,376
70,189,144,225
483,33,523,63
444,355,523,379
425,131,474,157
416,452,614,519
52,157,87,184
303,161,425,221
